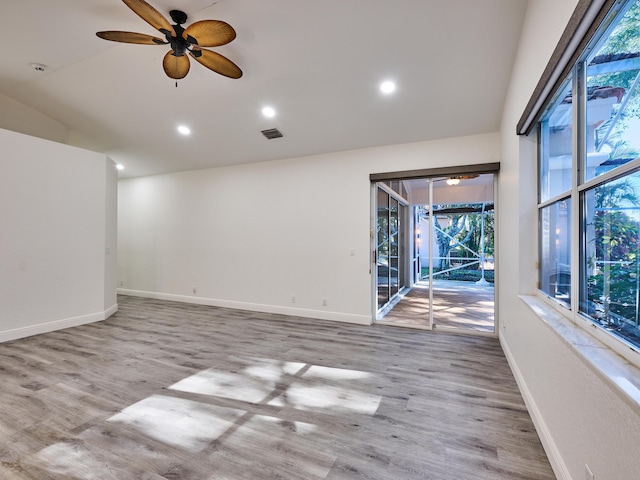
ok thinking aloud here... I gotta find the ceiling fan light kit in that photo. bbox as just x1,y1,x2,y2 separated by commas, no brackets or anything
445,174,478,186
96,0,242,80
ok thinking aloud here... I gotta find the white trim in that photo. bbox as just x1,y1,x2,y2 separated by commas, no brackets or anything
0,311,108,343
371,182,378,323
578,156,640,192
538,192,571,210
105,303,118,318
536,277,640,371
376,182,409,206
521,294,640,411
118,289,372,325
500,334,572,480
428,178,434,329
493,173,500,333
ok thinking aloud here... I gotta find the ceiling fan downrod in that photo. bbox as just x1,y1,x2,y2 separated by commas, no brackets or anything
166,11,199,57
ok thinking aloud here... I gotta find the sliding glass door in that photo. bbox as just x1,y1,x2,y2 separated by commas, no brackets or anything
374,173,496,333
377,188,391,309
376,184,408,313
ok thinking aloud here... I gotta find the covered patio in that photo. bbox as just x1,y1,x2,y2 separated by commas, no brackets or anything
378,279,495,333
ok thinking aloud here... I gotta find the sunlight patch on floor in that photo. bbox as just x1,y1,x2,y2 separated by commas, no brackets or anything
303,365,372,381
29,442,118,480
107,394,245,452
169,358,381,414
268,384,381,414
168,360,306,403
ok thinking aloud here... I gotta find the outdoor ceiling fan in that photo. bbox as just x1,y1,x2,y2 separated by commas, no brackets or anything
433,174,479,186
96,0,242,80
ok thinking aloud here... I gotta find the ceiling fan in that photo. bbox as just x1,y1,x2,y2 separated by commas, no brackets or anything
444,174,479,185
96,0,242,80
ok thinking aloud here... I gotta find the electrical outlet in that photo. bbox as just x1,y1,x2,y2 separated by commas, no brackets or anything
192,286,197,294
291,295,296,303
585,464,594,480
322,298,327,306
119,281,123,287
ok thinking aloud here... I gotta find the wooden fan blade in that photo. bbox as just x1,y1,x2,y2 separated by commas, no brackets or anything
190,48,242,79
96,31,166,45
163,50,190,79
122,0,175,36
183,20,236,47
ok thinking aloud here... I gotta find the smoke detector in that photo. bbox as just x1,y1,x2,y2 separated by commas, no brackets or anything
30,63,48,72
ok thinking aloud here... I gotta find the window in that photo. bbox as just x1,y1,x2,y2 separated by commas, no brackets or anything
580,170,640,347
584,1,640,182
538,0,640,353
539,75,573,203
539,199,572,307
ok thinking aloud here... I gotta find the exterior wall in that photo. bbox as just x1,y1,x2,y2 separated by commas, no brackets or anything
0,128,117,341
117,133,499,323
499,1,640,479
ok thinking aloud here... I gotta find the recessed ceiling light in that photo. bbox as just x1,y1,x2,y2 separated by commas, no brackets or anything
262,106,276,118
177,125,191,135
116,164,124,171
380,80,396,94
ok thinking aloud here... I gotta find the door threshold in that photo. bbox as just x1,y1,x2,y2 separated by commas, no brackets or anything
375,319,432,331
433,324,497,337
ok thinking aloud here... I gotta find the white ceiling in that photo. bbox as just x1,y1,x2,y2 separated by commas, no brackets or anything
1,0,527,178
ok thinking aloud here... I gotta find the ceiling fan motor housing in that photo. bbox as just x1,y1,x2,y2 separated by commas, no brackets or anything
168,23,190,56
169,10,188,25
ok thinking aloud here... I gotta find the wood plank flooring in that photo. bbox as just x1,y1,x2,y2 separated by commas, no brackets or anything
380,281,494,333
0,296,554,479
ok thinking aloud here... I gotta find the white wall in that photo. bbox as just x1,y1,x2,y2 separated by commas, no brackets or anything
104,160,118,311
118,133,499,323
0,128,117,341
0,93,69,144
499,1,640,479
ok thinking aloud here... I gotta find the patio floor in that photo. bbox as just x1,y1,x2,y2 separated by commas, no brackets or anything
378,279,495,333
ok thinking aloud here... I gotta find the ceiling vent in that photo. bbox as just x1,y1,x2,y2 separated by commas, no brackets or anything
261,128,283,139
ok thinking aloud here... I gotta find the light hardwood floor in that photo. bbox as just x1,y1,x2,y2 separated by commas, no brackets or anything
0,296,554,479
380,281,495,333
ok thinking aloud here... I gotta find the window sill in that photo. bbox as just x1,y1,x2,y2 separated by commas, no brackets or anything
520,295,640,412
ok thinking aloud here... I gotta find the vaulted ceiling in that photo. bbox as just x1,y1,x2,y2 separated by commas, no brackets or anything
1,0,527,178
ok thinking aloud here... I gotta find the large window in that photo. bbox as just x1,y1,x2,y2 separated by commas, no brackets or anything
581,171,640,347
539,199,572,307
538,0,640,352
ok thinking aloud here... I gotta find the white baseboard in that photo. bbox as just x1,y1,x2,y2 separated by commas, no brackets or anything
117,289,372,325
0,307,115,343
105,303,118,318
500,336,571,480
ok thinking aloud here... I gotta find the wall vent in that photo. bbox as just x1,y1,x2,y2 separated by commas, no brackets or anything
261,128,283,139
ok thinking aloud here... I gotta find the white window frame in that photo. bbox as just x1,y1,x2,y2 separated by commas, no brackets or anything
536,0,640,370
